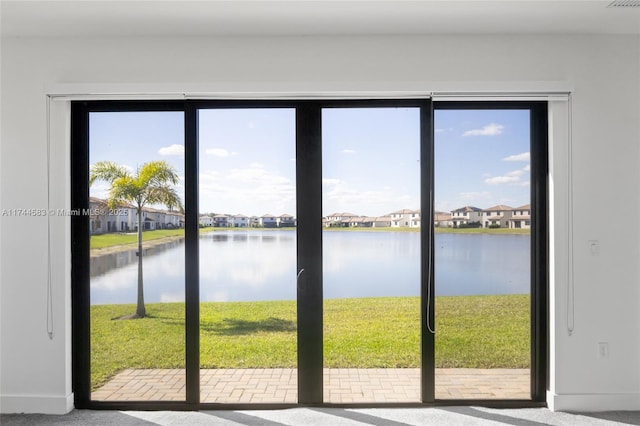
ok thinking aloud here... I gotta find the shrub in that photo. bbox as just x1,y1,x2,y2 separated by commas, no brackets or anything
459,221,482,229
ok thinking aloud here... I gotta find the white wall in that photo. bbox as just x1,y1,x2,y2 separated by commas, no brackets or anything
1,34,639,413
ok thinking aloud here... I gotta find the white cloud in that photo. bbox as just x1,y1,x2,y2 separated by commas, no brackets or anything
484,168,529,185
485,175,520,185
463,123,504,137
503,152,530,162
322,180,417,217
341,149,357,154
227,164,290,185
205,148,230,157
458,191,491,202
158,144,184,157
199,164,295,215
523,164,531,172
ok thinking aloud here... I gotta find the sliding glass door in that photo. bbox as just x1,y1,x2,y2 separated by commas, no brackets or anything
197,108,298,404
72,99,546,408
433,107,534,400
321,107,422,403
86,109,187,402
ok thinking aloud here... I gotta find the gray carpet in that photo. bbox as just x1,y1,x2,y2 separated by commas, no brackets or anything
2,408,640,425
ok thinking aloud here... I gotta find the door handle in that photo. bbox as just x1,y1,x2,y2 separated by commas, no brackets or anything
297,268,305,291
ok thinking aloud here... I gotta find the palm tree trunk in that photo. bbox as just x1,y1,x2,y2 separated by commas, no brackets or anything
136,208,146,317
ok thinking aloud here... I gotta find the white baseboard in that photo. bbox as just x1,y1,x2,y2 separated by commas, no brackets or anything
548,391,640,412
0,392,74,414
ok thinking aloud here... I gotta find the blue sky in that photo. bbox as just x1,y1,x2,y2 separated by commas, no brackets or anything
89,107,530,217
435,109,531,212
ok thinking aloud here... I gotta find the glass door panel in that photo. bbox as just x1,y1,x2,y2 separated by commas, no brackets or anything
322,107,421,403
89,111,186,401
433,109,531,399
198,108,298,404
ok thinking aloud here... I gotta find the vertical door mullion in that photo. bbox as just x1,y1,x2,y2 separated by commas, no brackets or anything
530,103,548,401
296,103,324,404
71,101,91,408
421,100,435,402
184,102,200,405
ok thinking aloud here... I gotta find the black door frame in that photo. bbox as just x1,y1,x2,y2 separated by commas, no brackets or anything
71,98,547,410
433,101,549,404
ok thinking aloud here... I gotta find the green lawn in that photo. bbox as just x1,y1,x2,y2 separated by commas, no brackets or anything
90,295,529,390
90,229,184,249
326,226,528,235
91,226,527,250
90,228,219,249
434,227,529,235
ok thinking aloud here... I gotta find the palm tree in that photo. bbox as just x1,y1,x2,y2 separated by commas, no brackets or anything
90,160,183,318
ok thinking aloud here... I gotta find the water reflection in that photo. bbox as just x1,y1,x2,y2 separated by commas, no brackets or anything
90,230,530,305
90,239,184,277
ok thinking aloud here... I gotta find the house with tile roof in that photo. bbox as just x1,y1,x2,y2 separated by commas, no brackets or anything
199,215,214,227
434,212,453,228
361,216,392,228
279,214,296,227
390,209,419,227
260,213,279,228
212,214,229,227
509,204,531,229
450,206,482,227
481,205,514,228
324,212,358,227
229,214,249,228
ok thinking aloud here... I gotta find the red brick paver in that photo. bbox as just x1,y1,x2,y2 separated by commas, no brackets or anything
92,368,530,403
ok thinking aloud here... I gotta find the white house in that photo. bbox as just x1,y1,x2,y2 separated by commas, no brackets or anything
199,215,213,227
279,214,296,227
144,207,166,229
434,212,452,228
140,209,157,230
510,204,531,229
117,205,138,232
360,216,392,228
229,214,249,228
260,214,279,228
324,212,358,227
89,197,140,233
390,209,415,227
212,214,229,227
165,211,184,229
88,197,109,234
481,205,514,228
450,206,482,228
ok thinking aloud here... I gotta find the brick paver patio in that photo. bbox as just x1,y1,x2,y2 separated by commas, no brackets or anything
92,368,529,403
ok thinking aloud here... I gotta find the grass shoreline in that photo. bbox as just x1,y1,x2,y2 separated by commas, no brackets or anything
91,294,529,390
91,226,529,253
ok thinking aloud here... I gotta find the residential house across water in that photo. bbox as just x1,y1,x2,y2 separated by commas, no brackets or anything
481,205,514,228
451,206,482,227
90,197,185,234
509,204,531,229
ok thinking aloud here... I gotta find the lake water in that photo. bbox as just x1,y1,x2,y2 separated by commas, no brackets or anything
90,230,530,305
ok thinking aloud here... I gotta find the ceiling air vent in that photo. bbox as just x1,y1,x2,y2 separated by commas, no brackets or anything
607,0,640,7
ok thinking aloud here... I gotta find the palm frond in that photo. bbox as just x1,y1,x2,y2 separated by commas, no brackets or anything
89,161,129,186
138,161,180,187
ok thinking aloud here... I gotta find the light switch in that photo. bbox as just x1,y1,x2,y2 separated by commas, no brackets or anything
589,240,600,256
